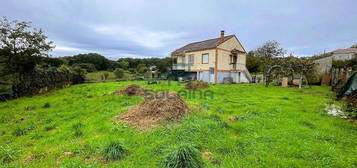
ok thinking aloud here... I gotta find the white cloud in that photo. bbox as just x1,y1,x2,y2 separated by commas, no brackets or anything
55,45,81,52
92,25,187,49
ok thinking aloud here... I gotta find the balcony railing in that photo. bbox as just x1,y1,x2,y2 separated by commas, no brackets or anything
172,63,193,71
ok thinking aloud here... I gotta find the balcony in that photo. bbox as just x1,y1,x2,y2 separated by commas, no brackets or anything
172,63,193,71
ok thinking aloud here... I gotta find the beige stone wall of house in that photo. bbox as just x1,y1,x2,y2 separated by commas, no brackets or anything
175,49,216,71
217,37,245,52
217,50,230,70
216,51,246,70
217,37,246,70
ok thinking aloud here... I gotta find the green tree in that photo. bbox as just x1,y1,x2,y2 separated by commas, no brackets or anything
254,40,285,85
136,64,147,74
246,51,263,73
117,60,129,69
68,53,109,70
113,68,125,79
0,17,55,76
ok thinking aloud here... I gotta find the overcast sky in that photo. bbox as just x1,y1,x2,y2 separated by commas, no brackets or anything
1,0,356,60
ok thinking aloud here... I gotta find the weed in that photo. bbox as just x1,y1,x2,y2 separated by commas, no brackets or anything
12,127,27,136
162,143,204,168
120,102,131,107
0,145,19,164
103,142,128,161
73,130,83,137
43,102,51,108
44,125,56,131
24,106,36,111
72,123,85,129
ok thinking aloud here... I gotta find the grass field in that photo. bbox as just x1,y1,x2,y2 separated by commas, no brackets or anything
85,71,117,82
0,81,356,167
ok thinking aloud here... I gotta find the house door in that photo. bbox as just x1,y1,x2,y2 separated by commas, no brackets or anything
209,67,215,83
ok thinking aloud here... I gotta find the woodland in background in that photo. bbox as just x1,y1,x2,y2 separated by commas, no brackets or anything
0,17,171,100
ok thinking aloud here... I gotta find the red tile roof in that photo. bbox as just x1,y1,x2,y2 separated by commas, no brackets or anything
172,35,235,55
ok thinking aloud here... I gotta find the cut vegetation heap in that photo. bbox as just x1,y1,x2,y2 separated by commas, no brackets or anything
118,92,188,129
185,81,209,90
112,84,147,96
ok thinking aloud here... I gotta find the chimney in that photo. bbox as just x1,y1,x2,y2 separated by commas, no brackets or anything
220,30,225,42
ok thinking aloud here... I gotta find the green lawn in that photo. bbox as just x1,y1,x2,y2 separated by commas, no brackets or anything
0,81,356,167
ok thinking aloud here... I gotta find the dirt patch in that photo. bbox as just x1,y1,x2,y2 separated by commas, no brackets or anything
185,80,209,90
118,92,189,129
113,84,147,96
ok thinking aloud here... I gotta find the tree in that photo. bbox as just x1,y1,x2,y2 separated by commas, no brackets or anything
0,17,55,76
351,44,357,48
68,53,109,70
117,60,129,69
73,63,96,72
246,51,263,73
136,64,147,74
113,68,125,79
254,40,286,85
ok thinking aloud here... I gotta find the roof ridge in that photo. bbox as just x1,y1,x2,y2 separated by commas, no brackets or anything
186,34,234,45
171,34,236,55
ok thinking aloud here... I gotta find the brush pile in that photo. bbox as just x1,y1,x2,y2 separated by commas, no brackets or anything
113,84,147,96
118,92,188,129
185,80,209,90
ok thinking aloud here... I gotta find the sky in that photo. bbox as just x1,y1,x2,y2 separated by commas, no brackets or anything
1,0,356,60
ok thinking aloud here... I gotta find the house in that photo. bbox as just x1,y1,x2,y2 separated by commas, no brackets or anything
314,48,357,74
171,31,251,83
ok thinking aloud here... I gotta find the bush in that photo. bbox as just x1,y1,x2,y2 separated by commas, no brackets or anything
103,142,128,161
70,66,87,84
73,63,97,72
113,68,125,79
102,72,109,81
11,65,86,97
162,143,204,168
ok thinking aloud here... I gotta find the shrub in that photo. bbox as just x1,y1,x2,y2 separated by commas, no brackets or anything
0,145,19,164
103,142,128,161
102,72,109,81
162,143,204,168
73,63,97,72
113,68,125,79
70,66,87,84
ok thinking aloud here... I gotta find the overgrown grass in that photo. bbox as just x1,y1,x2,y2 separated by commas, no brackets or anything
0,81,356,167
162,143,204,168
103,141,128,161
85,71,116,82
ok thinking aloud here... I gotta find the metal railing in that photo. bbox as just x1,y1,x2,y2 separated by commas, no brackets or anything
172,63,193,71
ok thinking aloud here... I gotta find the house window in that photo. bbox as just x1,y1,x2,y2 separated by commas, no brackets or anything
202,53,209,64
230,55,237,64
182,56,186,64
189,55,194,64
173,57,178,64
